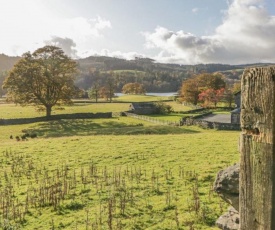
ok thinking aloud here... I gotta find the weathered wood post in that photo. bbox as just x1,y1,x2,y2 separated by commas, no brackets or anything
240,66,275,229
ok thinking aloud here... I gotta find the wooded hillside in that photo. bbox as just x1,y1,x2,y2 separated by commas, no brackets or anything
0,53,273,94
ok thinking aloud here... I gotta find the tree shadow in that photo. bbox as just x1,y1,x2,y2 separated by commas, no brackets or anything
24,118,201,138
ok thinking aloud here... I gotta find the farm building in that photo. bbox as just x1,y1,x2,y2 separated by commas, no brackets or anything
231,108,241,124
234,91,241,108
129,102,157,115
231,91,241,124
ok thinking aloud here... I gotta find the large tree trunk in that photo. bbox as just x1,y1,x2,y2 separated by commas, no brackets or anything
46,105,52,118
240,67,275,230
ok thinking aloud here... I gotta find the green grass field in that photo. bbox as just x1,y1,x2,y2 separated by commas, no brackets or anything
0,103,130,119
113,94,172,102
0,101,239,229
0,99,191,120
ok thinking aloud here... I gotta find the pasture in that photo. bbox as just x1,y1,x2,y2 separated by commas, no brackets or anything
0,100,239,229
0,99,190,120
112,94,173,103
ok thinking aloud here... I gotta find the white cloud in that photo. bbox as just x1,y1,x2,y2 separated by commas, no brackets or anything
143,0,275,64
94,16,112,30
192,8,199,13
82,49,146,60
48,17,112,43
44,37,78,58
0,0,112,56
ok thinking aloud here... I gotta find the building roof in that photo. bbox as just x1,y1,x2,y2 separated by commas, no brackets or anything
130,102,156,109
231,108,241,113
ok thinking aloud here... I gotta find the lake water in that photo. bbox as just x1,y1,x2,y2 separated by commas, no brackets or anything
115,92,178,97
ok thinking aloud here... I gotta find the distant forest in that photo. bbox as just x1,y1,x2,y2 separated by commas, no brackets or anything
75,56,244,93
0,53,272,95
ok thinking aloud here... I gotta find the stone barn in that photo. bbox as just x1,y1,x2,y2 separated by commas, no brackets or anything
234,91,241,108
231,91,241,124
129,102,157,115
231,108,241,124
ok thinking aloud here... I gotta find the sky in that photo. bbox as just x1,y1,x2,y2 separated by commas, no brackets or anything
0,0,275,64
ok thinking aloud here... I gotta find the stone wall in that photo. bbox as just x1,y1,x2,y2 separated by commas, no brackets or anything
182,118,240,130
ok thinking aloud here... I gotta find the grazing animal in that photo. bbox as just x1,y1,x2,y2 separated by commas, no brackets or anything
30,133,37,138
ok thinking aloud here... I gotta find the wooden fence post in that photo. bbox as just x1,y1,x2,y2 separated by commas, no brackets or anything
240,66,275,229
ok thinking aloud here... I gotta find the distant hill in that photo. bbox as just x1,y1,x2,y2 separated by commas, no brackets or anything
1,53,274,93
0,54,20,71
76,56,246,73
77,56,274,78
1,53,273,73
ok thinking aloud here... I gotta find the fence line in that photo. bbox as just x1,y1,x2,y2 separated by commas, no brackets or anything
124,112,180,126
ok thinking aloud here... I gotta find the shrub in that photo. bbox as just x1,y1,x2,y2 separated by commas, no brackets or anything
154,102,173,114
65,201,84,211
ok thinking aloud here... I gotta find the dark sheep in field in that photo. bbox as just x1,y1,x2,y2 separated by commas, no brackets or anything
30,133,37,138
14,132,37,141
24,133,30,138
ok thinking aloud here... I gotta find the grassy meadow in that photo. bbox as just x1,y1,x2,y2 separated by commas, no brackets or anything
112,94,173,103
0,103,129,119
0,97,240,229
0,97,190,120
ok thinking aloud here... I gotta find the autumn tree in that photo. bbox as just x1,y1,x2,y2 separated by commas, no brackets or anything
3,46,78,117
232,82,241,93
122,82,146,94
105,75,116,102
197,72,226,90
223,88,235,108
99,85,115,102
198,88,225,108
180,73,226,105
220,82,241,108
0,71,8,97
99,87,108,101
180,77,200,105
88,82,100,102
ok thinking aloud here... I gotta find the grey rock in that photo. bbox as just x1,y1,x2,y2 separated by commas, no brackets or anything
213,163,239,211
216,207,239,230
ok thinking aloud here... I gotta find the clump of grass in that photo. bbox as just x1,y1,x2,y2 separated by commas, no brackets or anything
65,201,85,211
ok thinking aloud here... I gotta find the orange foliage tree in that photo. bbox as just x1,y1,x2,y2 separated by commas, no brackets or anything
122,83,146,95
180,73,226,105
198,88,225,108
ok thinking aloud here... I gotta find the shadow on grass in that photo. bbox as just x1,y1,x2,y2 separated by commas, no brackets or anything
25,118,200,138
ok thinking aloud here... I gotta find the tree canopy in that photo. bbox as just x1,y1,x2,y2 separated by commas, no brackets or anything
198,88,225,108
3,46,78,117
180,73,226,105
122,82,146,95
197,73,226,90
88,82,100,102
180,77,201,105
